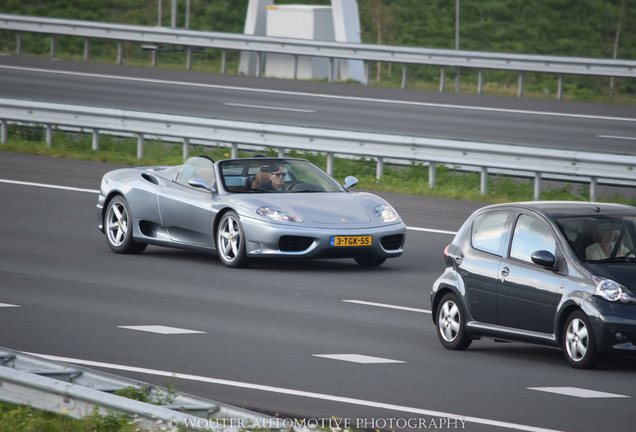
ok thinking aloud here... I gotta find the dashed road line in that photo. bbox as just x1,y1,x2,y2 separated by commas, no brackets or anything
313,354,405,364
344,299,431,314
529,387,629,399
118,325,205,335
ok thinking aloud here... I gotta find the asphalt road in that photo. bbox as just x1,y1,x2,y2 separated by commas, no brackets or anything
1,55,635,154
1,152,635,432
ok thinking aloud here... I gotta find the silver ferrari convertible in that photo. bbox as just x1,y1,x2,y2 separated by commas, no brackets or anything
96,155,406,268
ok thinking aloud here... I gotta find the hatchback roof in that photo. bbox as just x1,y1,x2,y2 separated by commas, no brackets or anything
481,201,636,218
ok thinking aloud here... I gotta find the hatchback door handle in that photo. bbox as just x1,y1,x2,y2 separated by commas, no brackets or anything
501,266,510,278
454,254,463,265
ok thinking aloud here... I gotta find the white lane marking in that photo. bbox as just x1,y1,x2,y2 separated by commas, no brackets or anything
0,178,458,234
224,103,315,113
1,64,633,123
313,354,405,364
407,225,457,235
0,178,99,194
25,352,564,432
597,134,636,141
344,299,431,314
0,303,20,307
529,387,630,399
118,325,205,335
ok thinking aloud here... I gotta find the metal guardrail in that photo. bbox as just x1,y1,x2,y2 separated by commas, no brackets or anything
0,347,297,431
1,97,635,201
1,13,635,98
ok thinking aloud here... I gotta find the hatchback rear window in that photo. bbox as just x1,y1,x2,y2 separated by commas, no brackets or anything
471,211,511,255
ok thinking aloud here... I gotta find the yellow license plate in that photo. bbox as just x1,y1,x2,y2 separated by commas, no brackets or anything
330,235,372,247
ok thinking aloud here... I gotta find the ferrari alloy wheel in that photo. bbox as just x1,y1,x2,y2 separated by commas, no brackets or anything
216,211,248,268
104,196,146,254
563,311,600,369
436,293,472,350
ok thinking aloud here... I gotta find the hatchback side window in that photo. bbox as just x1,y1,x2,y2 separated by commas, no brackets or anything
471,211,511,256
510,214,556,263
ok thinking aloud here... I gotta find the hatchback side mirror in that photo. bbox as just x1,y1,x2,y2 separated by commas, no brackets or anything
531,250,556,268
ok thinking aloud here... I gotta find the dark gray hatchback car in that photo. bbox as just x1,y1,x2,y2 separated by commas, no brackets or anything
431,201,636,369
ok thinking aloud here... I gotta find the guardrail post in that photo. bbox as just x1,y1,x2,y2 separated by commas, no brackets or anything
517,72,525,98
16,33,22,55
428,162,436,188
186,47,192,70
277,148,286,157
84,39,90,61
477,70,484,95
1,120,6,144
117,42,123,64
91,129,99,151
137,133,144,159
151,50,158,67
480,167,488,195
256,53,262,78
183,137,190,160
376,157,384,180
440,67,446,92
328,58,334,83
293,55,298,80
364,61,370,86
534,172,542,201
401,64,408,89
45,125,53,148
231,142,239,158
50,35,56,59
326,152,334,175
590,177,598,202
221,50,227,74
557,75,564,100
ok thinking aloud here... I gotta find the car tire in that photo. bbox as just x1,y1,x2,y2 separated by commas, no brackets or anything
104,195,147,254
562,310,600,369
216,211,248,268
354,257,386,266
436,293,472,350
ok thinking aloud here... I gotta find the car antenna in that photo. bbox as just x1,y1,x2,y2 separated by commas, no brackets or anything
559,185,600,212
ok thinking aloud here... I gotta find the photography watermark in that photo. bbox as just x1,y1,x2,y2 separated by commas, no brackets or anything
166,416,468,430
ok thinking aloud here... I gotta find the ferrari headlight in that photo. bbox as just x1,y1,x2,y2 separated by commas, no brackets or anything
374,204,399,222
257,206,303,223
592,276,630,302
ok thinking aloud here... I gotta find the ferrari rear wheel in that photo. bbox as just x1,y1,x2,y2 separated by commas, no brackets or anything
104,196,147,254
216,211,248,268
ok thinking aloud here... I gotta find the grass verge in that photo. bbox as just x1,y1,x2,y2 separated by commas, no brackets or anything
2,123,635,205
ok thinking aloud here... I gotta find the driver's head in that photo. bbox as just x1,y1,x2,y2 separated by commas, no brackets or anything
269,164,286,189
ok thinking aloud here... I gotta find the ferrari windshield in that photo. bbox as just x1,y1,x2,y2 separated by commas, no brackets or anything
219,158,345,193
555,214,636,262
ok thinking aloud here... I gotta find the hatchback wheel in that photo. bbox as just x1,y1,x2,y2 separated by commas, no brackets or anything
563,311,600,369
436,293,472,350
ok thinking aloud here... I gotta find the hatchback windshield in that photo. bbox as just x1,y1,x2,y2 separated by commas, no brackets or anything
555,214,636,262
219,159,344,193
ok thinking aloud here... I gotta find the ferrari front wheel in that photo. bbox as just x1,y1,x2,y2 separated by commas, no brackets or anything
104,195,146,254
216,211,248,268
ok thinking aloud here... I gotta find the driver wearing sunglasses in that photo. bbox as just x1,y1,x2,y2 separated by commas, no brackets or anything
255,163,287,191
